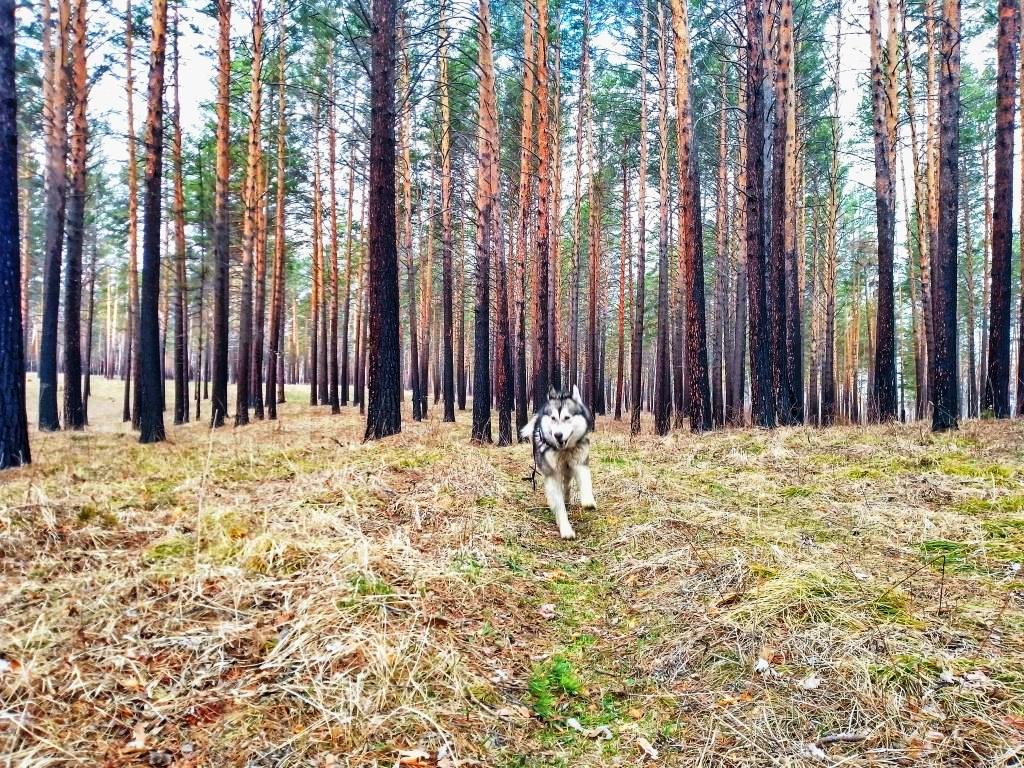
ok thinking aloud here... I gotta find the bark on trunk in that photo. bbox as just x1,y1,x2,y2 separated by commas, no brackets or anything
210,0,231,427
364,0,401,439
39,0,69,432
985,0,1017,417
0,0,30,468
629,0,648,436
138,0,167,444
930,0,960,431
62,0,86,430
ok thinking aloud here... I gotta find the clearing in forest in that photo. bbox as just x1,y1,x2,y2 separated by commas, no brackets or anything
2,378,1023,766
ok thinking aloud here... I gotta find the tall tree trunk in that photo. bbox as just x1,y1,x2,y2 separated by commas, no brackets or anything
1017,15,1024,415
364,0,401,439
317,117,328,406
194,226,205,421
745,0,773,427
309,100,322,405
728,63,749,426
570,0,589,392
584,167,601,410
211,0,231,427
806,194,821,425
62,0,86,430
901,8,932,417
439,5,455,422
122,0,140,426
962,158,978,418
766,0,790,425
931,0,960,431
398,32,419,421
653,3,671,436
251,114,268,418
172,7,189,425
341,144,355,407
671,0,711,431
19,168,30,365
532,0,551,410
549,42,562,392
480,8,511,445
327,51,341,414
514,0,533,432
457,222,467,409
655,3,671,436
629,0,648,436
472,0,498,443
711,71,728,426
0,0,29,469
39,0,69,432
868,0,897,421
138,0,167,444
979,141,991,403
985,0,1017,417
615,152,629,420
235,0,262,426
83,227,96,421
925,0,939,396
418,174,433,418
266,9,286,419
784,26,803,424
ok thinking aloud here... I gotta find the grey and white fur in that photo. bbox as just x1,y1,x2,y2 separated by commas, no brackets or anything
520,385,596,539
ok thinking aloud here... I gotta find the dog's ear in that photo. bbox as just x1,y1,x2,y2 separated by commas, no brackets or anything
547,386,558,400
571,384,583,404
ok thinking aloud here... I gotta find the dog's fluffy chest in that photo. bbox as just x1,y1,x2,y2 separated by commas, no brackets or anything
535,436,590,477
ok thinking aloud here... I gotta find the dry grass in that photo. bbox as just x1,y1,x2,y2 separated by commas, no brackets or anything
2,376,1023,766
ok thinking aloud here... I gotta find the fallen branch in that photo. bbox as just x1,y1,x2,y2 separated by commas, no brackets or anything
816,732,869,747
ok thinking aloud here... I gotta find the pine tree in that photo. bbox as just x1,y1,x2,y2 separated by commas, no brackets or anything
930,0,960,431
210,0,231,427
266,8,286,419
171,7,189,425
138,0,168,444
629,0,648,437
745,0,773,428
984,0,1017,417
0,0,29,469
38,0,69,432
62,0,87,430
364,0,401,440
868,0,897,421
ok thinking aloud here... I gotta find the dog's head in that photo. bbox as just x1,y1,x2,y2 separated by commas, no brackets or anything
539,385,592,450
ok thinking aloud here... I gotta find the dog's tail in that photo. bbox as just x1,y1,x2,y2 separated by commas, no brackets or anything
519,414,537,442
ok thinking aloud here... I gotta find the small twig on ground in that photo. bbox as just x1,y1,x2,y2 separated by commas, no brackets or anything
816,732,868,747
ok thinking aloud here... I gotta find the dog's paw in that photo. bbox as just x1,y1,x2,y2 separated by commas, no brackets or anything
559,525,577,540
580,497,597,511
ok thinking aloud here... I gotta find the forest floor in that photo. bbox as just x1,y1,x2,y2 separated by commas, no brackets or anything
2,377,1024,767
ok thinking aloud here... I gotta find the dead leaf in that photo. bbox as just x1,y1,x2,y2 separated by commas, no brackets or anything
398,749,432,766
798,674,820,691
627,707,644,719
637,736,659,760
963,670,992,690
565,717,613,740
539,604,557,619
125,722,147,752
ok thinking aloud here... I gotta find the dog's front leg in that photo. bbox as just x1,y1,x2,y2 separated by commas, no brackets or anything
574,464,597,510
544,475,575,539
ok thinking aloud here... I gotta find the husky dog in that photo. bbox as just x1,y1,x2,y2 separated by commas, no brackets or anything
520,385,596,539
